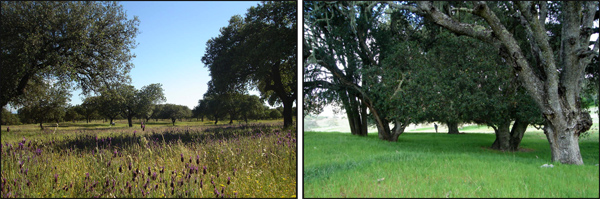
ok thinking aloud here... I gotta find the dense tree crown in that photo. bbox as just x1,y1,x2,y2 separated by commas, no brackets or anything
201,1,297,128
304,1,598,165
1,1,140,109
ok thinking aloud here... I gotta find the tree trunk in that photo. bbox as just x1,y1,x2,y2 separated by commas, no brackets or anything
127,116,133,127
39,121,44,130
509,119,529,151
172,118,176,126
342,90,364,136
447,122,459,134
390,120,407,142
491,121,511,151
110,118,114,125
543,111,592,165
360,100,368,136
282,97,294,128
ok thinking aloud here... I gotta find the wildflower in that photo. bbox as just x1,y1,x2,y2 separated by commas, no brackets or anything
24,168,28,176
227,177,230,185
200,179,203,189
119,166,122,173
107,160,111,167
147,166,151,176
196,155,200,165
54,173,58,183
203,166,207,175
151,172,157,181
160,166,164,174
214,187,220,197
180,153,184,162
128,162,132,170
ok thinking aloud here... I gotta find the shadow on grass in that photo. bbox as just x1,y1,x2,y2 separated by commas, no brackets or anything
41,124,289,153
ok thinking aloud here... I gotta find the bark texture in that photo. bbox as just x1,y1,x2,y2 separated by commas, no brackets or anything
402,1,598,165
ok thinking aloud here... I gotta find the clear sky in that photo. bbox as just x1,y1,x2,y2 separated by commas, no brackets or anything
69,1,262,110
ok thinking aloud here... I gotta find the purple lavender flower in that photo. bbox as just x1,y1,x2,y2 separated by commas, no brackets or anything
54,173,58,183
196,155,200,165
180,153,184,162
24,168,28,176
86,172,89,180
151,172,157,181
227,177,230,185
203,166,207,175
214,187,220,196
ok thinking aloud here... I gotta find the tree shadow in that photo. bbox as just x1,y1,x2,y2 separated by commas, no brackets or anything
47,123,286,153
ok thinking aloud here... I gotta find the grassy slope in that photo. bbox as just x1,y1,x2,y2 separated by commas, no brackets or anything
304,131,599,198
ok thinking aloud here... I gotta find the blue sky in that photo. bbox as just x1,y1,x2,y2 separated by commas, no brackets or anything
69,1,262,109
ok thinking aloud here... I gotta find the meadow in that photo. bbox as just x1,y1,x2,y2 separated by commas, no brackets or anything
1,119,297,198
304,131,599,198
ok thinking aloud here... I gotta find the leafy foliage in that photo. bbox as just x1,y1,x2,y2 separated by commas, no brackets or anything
0,1,140,109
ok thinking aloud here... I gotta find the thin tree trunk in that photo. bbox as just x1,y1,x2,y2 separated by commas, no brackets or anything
360,100,368,136
39,121,44,130
127,116,133,127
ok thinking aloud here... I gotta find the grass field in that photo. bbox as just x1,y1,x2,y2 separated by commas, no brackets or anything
304,131,599,198
1,120,297,198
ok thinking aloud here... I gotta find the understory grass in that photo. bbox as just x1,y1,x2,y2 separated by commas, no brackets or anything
304,131,599,198
1,123,297,198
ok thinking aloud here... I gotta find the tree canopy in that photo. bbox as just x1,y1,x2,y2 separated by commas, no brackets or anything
201,1,297,128
304,1,598,165
1,1,140,109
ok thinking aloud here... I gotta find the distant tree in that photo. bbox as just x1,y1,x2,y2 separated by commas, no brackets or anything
64,104,82,123
78,97,100,123
203,92,227,125
192,99,207,122
202,1,297,128
239,95,263,123
151,104,165,122
111,83,165,127
161,104,191,126
0,1,140,109
269,109,282,120
1,108,20,125
91,88,123,125
17,82,71,130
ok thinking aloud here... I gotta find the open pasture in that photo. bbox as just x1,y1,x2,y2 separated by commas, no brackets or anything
1,122,297,198
304,131,599,198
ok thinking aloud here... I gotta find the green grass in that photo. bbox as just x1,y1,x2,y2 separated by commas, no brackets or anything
304,131,599,198
1,121,296,198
